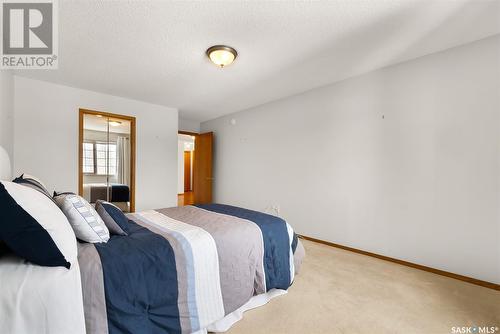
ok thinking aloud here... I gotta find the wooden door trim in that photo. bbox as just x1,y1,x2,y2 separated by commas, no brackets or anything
178,130,199,136
299,235,500,291
78,108,136,212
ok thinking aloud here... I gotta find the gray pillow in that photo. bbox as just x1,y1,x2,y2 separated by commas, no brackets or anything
54,194,109,243
95,200,128,236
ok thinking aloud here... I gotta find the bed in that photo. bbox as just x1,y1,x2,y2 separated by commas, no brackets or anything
83,182,130,211
0,146,305,334
80,204,304,334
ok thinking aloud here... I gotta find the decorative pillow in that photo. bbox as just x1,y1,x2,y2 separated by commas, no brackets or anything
13,173,53,200
54,194,110,243
0,181,76,268
95,200,129,235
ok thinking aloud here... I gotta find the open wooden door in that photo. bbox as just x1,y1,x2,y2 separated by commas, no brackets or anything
183,151,191,192
193,132,213,204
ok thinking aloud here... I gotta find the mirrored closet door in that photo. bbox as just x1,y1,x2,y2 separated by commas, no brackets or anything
79,109,136,212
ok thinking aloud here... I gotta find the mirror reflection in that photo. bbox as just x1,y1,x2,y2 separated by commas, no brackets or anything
82,113,132,212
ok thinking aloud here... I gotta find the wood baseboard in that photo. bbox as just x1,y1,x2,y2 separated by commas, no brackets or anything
298,235,500,291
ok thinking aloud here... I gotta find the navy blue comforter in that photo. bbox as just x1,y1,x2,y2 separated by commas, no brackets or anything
91,204,298,333
110,184,130,202
94,221,181,334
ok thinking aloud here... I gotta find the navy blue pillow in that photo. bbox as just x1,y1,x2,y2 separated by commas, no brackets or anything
0,241,10,257
95,200,129,235
0,182,73,269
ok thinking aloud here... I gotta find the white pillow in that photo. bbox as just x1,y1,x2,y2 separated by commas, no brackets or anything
0,181,77,268
54,194,110,243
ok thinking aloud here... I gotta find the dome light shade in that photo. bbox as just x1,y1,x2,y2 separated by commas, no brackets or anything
108,120,122,127
206,45,237,68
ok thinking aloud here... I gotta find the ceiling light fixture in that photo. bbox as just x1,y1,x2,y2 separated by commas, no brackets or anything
206,45,237,68
108,120,122,127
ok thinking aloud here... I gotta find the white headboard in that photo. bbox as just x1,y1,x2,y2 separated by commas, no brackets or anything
0,146,11,181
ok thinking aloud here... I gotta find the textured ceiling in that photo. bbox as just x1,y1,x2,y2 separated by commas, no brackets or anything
84,114,131,134
15,0,500,122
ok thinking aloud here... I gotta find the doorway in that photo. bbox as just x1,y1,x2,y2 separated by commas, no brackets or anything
177,131,213,206
178,133,195,206
79,109,136,212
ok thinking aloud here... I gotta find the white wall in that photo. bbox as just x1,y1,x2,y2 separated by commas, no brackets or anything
14,76,179,211
0,71,14,161
179,117,200,133
202,36,500,284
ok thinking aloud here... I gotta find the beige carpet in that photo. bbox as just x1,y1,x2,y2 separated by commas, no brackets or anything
227,239,500,334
